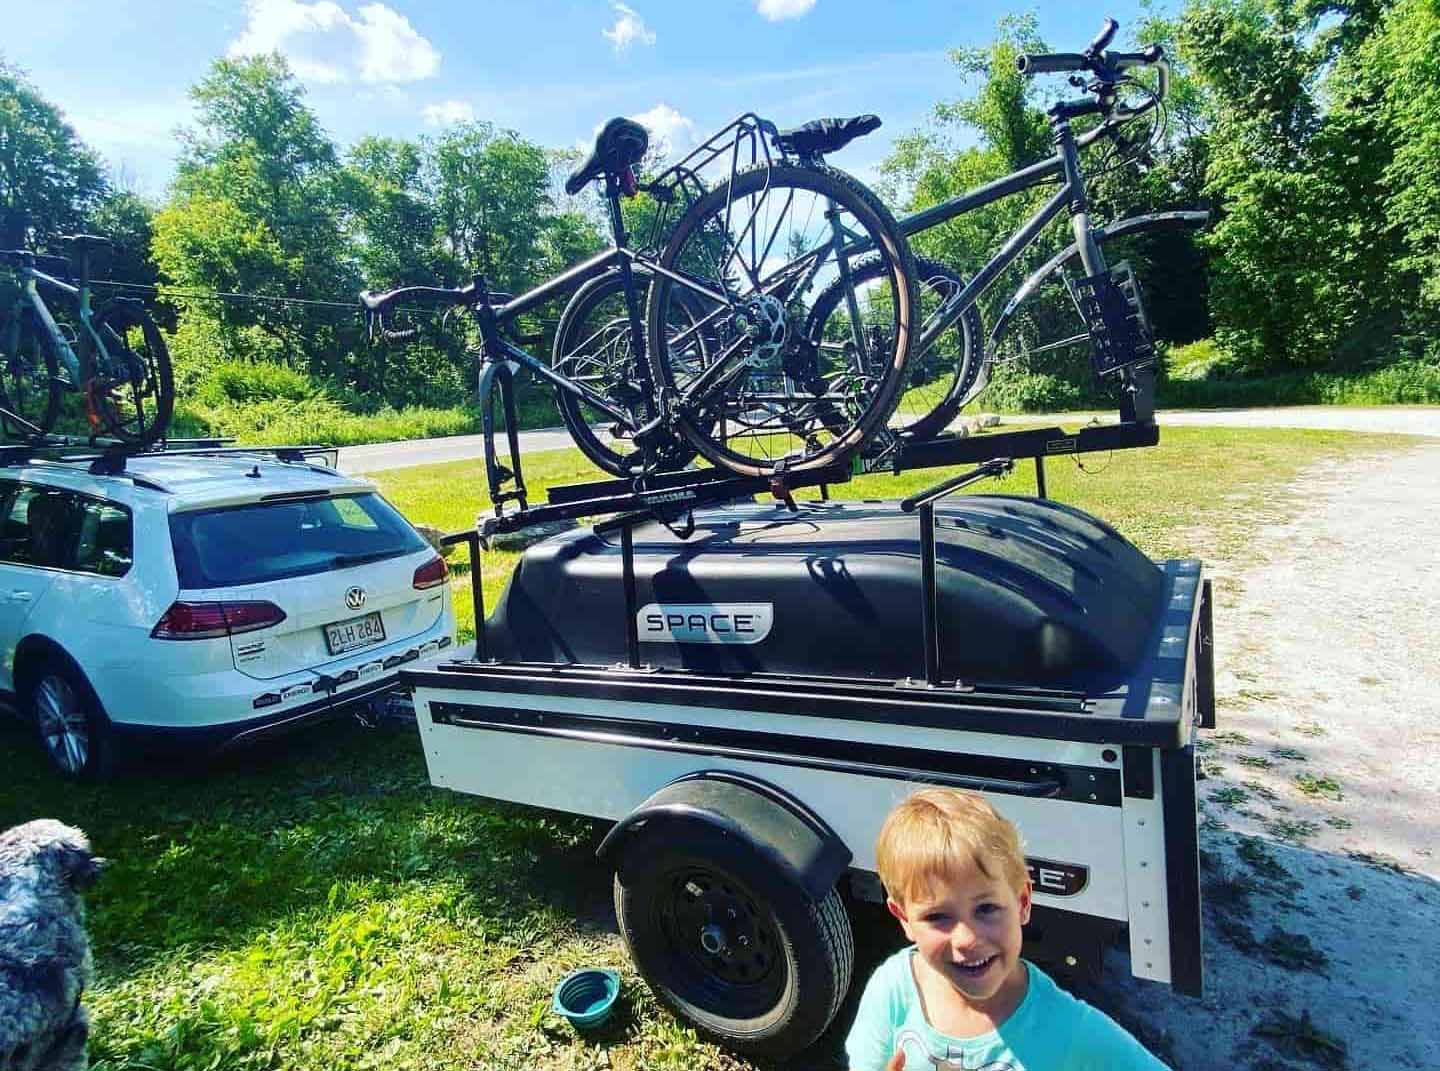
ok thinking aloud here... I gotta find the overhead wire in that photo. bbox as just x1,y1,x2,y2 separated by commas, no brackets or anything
81,278,562,327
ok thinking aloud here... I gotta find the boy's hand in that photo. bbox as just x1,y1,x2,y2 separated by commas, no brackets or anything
886,1052,905,1071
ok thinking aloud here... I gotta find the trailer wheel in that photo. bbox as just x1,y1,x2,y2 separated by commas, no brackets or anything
613,824,853,1060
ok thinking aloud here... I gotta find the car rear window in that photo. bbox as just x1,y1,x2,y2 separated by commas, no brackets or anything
169,492,428,588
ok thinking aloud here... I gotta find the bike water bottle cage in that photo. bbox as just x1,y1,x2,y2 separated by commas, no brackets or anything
772,115,881,161
566,117,650,195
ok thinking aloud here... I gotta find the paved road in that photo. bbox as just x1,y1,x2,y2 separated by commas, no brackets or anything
337,406,1440,474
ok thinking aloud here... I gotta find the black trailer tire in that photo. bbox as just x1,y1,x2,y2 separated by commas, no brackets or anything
613,823,853,1060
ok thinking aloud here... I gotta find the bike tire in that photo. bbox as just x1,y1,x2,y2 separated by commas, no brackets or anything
89,302,174,446
804,256,982,441
646,163,917,477
0,305,62,437
552,270,698,476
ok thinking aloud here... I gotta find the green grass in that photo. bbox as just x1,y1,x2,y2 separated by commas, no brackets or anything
0,425,1423,1071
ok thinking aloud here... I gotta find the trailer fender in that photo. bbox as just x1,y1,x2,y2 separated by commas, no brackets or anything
597,770,853,903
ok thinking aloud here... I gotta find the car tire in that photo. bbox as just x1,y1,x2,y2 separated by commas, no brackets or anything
24,654,117,781
613,823,853,1061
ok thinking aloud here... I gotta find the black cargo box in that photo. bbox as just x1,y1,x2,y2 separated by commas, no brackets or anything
486,496,1165,691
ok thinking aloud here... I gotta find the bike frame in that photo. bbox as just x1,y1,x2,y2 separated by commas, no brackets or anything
17,265,93,384
898,116,1119,359
459,173,865,431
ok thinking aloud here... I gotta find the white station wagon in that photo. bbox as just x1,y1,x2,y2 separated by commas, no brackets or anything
0,445,455,778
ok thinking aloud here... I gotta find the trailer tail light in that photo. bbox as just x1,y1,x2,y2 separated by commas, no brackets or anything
152,600,288,640
412,555,447,590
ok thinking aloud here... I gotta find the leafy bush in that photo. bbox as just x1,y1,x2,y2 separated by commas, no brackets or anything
1159,358,1440,408
193,360,320,408
973,365,1086,412
1165,339,1230,381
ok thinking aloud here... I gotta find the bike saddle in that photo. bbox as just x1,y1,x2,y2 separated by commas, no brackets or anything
61,234,114,253
566,117,649,195
773,114,881,159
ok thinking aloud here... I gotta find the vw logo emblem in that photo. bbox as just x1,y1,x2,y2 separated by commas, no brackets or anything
345,586,367,610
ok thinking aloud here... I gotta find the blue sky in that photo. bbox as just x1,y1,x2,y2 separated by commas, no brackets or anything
3,1,1164,197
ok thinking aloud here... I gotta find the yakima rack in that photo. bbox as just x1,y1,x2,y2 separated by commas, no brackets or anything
0,438,340,477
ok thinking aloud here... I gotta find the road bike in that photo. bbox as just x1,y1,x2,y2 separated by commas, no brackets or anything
803,18,1209,438
0,234,175,445
364,114,918,489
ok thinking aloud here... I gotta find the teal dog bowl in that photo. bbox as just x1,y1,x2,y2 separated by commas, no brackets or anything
552,968,621,1030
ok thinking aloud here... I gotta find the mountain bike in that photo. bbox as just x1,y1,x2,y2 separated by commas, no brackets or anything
803,18,1209,438
0,235,175,445
364,114,917,488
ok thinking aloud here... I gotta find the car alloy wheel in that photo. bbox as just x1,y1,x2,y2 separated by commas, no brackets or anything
34,674,91,775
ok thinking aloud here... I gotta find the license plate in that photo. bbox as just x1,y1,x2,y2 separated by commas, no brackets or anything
325,611,386,655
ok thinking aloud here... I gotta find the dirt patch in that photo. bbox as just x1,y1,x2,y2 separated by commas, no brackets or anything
1095,441,1440,1070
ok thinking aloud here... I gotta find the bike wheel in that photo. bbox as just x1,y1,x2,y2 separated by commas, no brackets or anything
0,305,62,437
646,163,917,477
552,270,698,476
804,256,982,441
89,303,173,445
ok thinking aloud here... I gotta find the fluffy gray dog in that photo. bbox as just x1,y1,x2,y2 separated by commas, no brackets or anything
0,821,104,1071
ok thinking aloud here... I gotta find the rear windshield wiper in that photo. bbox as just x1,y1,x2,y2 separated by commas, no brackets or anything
329,550,403,567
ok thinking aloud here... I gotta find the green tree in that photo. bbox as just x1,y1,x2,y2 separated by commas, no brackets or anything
1341,0,1440,324
0,61,107,246
340,135,452,288
1179,0,1439,370
156,54,362,389
429,123,552,295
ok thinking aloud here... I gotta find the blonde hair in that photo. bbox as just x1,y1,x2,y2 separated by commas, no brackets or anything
875,787,1028,905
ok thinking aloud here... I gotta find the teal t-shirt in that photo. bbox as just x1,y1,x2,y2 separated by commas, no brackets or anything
845,949,1169,1071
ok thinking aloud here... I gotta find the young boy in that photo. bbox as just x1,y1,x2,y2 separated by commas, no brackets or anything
846,788,1169,1071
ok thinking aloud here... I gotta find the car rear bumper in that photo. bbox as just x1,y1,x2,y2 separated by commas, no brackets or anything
110,675,410,755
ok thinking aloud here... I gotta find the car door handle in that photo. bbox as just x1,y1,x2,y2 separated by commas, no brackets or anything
9,591,32,602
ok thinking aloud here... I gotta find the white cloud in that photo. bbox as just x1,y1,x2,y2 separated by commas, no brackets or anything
755,0,816,21
631,103,694,157
602,2,656,53
422,99,475,126
229,0,440,84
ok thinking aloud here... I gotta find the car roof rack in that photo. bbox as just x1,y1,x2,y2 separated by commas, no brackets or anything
0,437,342,480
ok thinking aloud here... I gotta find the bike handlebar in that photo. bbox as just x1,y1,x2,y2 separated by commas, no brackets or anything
0,249,71,276
1017,18,1168,125
359,283,473,345
359,283,470,313
1016,52,1088,75
1088,16,1119,55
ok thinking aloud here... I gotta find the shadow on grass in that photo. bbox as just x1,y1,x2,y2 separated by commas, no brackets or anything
0,714,620,982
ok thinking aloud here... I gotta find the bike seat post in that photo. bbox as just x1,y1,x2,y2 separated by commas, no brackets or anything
68,245,94,301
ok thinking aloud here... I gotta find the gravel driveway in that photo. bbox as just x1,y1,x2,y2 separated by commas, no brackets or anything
1096,436,1440,1071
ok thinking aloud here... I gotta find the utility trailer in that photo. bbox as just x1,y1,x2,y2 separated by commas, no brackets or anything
402,420,1214,1060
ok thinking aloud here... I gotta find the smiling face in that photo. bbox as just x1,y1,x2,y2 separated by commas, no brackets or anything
887,858,1032,1013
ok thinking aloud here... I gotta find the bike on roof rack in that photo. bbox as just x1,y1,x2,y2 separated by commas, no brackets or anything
362,111,919,519
0,235,175,446
800,18,1208,445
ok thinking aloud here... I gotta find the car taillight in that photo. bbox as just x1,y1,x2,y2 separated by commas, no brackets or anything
412,555,447,590
152,600,287,640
